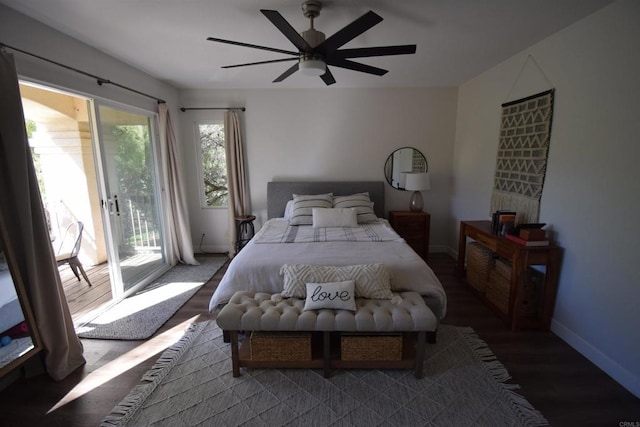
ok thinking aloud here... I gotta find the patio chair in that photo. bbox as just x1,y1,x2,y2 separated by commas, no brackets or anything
55,221,92,286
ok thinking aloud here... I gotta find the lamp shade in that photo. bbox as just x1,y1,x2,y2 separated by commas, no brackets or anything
404,172,430,191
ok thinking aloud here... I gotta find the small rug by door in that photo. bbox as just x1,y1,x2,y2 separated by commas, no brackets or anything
76,256,226,340
102,322,549,426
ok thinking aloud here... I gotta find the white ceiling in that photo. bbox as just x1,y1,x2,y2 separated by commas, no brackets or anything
1,0,614,89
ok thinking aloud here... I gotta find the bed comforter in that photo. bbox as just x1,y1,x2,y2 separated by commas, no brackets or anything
209,219,447,318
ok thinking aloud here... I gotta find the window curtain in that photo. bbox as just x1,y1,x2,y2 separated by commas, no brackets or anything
0,51,85,380
158,104,198,265
224,111,249,257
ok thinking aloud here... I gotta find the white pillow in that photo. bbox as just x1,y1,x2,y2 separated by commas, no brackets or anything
332,193,378,223
283,200,294,219
312,208,358,228
289,193,333,225
280,264,393,299
303,280,356,311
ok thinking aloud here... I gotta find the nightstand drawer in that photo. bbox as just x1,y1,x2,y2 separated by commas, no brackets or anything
394,220,425,234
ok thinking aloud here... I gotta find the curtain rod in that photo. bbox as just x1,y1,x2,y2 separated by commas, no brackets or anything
180,107,246,112
0,42,166,104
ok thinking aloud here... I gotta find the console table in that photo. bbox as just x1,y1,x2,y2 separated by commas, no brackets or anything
457,220,562,331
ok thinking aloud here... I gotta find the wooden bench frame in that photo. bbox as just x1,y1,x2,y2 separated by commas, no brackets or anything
225,329,436,379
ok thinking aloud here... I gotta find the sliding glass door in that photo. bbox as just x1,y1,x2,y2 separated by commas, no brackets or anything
93,103,166,296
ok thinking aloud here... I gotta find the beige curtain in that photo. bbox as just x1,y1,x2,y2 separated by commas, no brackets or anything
0,51,85,380
224,111,249,257
159,104,198,265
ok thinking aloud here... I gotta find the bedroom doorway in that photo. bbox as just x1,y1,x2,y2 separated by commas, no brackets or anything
19,82,168,320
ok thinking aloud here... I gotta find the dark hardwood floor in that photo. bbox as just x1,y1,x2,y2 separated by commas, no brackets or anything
0,253,637,426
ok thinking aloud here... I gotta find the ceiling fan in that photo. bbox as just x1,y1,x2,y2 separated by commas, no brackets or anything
207,1,417,86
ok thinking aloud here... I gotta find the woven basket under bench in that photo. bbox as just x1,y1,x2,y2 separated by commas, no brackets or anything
250,331,312,361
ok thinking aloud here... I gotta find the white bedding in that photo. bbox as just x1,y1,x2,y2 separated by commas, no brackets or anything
209,219,447,318
254,218,400,243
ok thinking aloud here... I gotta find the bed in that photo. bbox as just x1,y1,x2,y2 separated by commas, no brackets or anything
208,181,447,320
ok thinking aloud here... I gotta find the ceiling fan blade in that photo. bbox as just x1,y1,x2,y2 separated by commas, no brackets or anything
326,58,388,76
261,9,312,53
222,58,298,69
273,62,300,83
207,37,298,56
317,11,383,55
320,67,336,86
333,45,417,59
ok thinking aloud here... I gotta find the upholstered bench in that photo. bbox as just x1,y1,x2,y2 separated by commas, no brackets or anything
216,290,438,378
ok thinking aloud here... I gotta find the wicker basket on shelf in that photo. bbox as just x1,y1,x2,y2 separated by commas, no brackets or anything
486,258,540,317
341,334,402,361
486,257,512,314
466,242,494,293
250,331,312,361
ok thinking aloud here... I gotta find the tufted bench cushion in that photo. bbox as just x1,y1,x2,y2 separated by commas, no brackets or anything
216,290,437,333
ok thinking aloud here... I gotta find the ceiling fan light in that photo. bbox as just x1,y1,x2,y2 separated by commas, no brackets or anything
299,59,326,76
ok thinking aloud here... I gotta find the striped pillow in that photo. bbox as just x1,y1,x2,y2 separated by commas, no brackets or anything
332,193,377,223
289,193,333,225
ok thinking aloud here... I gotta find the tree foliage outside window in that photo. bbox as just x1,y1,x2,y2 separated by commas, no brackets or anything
199,123,227,207
112,124,159,248
113,125,152,198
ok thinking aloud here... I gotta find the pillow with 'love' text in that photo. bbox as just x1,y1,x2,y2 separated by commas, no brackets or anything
303,280,356,311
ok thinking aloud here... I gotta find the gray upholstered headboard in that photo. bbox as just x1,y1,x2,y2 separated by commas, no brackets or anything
267,181,385,219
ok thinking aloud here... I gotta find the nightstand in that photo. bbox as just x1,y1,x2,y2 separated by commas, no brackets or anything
389,211,430,261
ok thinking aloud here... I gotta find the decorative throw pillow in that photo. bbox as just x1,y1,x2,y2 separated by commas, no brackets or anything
332,193,378,223
280,263,393,299
303,280,356,311
312,208,358,228
283,200,294,219
289,193,333,225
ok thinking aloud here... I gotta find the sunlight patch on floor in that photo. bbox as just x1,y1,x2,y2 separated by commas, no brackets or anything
48,315,201,413
77,281,201,329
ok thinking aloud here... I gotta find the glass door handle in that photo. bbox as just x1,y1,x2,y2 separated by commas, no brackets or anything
113,195,120,216
102,196,120,216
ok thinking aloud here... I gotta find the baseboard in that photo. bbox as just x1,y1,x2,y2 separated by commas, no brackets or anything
551,319,640,398
195,245,229,255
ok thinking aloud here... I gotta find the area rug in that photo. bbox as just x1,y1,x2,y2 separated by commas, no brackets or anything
102,322,549,426
76,256,226,340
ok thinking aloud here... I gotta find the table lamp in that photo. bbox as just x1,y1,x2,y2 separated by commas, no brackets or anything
404,172,430,212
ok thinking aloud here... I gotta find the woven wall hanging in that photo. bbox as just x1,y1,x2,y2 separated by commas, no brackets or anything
490,89,555,223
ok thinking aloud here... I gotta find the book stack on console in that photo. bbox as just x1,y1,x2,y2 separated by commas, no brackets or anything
491,210,516,236
505,228,550,246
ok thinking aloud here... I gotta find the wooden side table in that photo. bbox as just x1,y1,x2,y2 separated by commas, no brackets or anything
457,220,562,331
388,211,430,261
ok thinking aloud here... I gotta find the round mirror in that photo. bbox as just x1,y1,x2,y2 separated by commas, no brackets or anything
384,147,428,190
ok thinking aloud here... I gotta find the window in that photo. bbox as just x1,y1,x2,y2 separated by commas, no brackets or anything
197,122,228,208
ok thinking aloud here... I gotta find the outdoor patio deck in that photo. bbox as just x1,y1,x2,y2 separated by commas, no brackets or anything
59,263,112,324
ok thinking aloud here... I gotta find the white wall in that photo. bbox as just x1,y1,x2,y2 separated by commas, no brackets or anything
452,0,640,397
179,88,458,253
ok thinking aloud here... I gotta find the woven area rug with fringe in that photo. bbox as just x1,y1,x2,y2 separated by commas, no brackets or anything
491,89,555,224
102,321,549,426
